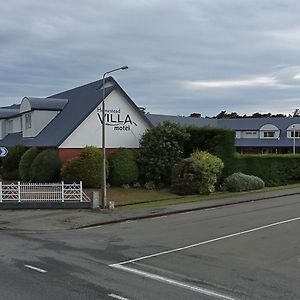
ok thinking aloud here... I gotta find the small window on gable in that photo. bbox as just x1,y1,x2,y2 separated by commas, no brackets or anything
25,113,31,129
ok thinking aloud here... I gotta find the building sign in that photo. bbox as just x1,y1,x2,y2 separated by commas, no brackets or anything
97,107,137,131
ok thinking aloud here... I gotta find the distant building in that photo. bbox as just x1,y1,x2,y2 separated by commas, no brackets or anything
0,78,299,162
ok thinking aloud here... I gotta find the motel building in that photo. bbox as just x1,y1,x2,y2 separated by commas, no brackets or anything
0,77,300,161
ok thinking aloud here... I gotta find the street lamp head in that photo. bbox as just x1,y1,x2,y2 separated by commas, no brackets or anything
121,65,128,70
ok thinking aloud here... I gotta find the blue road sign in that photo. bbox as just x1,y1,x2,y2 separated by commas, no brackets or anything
0,147,8,157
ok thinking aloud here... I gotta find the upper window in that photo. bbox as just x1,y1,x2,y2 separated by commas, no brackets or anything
263,131,275,138
287,124,300,139
260,124,280,139
25,113,31,129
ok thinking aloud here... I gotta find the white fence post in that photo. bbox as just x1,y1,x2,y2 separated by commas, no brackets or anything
61,181,65,202
0,181,2,203
80,181,83,202
18,181,21,203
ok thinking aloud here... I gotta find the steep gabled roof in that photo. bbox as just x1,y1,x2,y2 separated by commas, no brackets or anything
21,77,152,148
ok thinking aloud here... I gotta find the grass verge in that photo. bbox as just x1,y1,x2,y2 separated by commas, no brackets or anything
84,182,300,210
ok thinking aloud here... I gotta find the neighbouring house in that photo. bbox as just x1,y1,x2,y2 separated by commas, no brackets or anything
1,78,300,161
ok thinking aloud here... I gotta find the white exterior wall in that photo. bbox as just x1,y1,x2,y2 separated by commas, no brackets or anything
2,116,22,136
240,131,258,138
22,110,59,138
59,89,150,149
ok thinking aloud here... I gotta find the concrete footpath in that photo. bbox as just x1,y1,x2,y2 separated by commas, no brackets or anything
1,188,300,232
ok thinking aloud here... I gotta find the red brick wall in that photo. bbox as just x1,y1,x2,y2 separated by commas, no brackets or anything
57,148,116,164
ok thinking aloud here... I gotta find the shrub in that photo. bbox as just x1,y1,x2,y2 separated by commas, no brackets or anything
171,151,224,195
61,146,107,188
108,148,138,186
29,149,61,182
138,121,190,185
2,144,26,179
19,147,40,181
184,126,235,180
223,172,265,192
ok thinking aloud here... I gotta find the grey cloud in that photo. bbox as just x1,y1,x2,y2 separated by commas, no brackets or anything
1,0,300,117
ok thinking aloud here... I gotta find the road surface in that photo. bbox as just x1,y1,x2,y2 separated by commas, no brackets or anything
0,194,299,299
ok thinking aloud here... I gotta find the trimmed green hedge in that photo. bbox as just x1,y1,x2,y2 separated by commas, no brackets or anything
2,144,26,180
234,154,300,186
108,148,138,186
29,149,61,182
19,147,40,181
184,126,235,179
61,146,107,188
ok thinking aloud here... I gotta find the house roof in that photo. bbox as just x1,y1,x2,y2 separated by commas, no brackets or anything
0,108,20,119
146,114,300,147
21,97,68,112
0,77,152,148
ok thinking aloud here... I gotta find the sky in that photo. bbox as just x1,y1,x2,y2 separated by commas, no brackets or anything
1,0,300,117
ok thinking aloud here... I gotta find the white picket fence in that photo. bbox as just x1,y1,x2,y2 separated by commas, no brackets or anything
0,181,89,203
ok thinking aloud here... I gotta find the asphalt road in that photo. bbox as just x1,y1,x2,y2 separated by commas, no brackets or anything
0,194,300,299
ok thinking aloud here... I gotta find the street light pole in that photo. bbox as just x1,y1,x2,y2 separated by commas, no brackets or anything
101,65,128,208
293,125,296,155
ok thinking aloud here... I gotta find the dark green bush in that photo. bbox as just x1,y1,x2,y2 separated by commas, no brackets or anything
29,149,61,182
171,151,224,195
61,146,107,188
184,126,235,179
234,154,300,186
2,144,26,180
108,148,138,186
223,172,265,192
19,147,40,181
138,121,190,185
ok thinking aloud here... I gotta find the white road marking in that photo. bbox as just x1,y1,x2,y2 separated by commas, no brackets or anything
24,264,47,273
108,293,130,300
110,216,300,266
151,215,167,220
112,264,236,300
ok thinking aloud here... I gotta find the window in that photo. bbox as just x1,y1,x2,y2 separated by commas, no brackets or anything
6,120,13,133
25,113,31,129
291,131,300,138
263,131,275,138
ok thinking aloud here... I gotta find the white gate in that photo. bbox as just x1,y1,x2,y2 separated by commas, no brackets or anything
0,181,89,203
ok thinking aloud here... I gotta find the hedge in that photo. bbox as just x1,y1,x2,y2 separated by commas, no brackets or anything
234,154,300,186
19,147,40,181
61,146,107,188
184,126,235,179
2,144,26,179
108,148,138,186
29,149,61,182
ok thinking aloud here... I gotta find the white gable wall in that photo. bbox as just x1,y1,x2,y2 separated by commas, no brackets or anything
59,89,150,149
22,110,60,138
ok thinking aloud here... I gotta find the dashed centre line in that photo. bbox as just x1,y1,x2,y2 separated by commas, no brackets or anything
24,264,47,273
108,293,130,300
